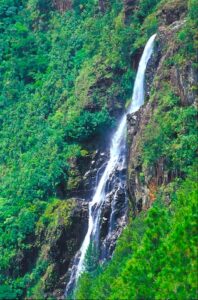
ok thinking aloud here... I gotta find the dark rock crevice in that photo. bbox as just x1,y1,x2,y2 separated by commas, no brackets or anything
123,0,138,24
126,14,196,214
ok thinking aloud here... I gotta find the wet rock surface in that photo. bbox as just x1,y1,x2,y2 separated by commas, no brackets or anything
83,150,109,198
54,2,195,297
99,161,128,260
100,183,127,260
145,37,161,100
64,149,109,200
35,199,88,299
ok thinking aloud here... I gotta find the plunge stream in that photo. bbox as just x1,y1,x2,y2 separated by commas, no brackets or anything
65,33,156,297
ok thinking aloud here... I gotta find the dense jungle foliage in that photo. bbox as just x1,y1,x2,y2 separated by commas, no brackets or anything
76,0,198,298
76,169,197,300
0,0,134,297
0,0,197,298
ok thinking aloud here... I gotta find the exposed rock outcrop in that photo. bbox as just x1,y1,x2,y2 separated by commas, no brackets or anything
33,199,88,298
123,0,138,23
98,0,110,13
65,150,109,199
127,9,197,214
157,0,187,25
53,0,72,12
99,166,127,260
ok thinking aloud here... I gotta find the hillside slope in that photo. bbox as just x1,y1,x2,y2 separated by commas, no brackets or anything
0,0,197,299
76,0,198,299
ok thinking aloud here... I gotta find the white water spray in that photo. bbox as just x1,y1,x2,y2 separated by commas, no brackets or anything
65,33,156,296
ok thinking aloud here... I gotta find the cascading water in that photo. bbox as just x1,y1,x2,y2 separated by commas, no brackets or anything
65,33,156,297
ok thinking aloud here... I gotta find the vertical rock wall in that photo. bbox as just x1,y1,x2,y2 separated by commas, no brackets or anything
126,3,197,214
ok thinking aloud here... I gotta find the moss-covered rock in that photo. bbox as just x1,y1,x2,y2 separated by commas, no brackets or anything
27,198,88,299
127,0,197,213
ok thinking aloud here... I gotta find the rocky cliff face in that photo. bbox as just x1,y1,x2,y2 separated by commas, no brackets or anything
30,199,88,299
126,1,197,214
61,1,196,295
123,0,138,23
50,1,196,297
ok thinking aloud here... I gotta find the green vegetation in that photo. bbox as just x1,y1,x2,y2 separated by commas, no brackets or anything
76,169,197,300
0,0,197,298
26,198,76,299
0,0,163,295
142,83,197,175
177,0,198,62
0,0,135,296
75,1,197,298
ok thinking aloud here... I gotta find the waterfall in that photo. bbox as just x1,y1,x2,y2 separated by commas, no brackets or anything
65,33,156,297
